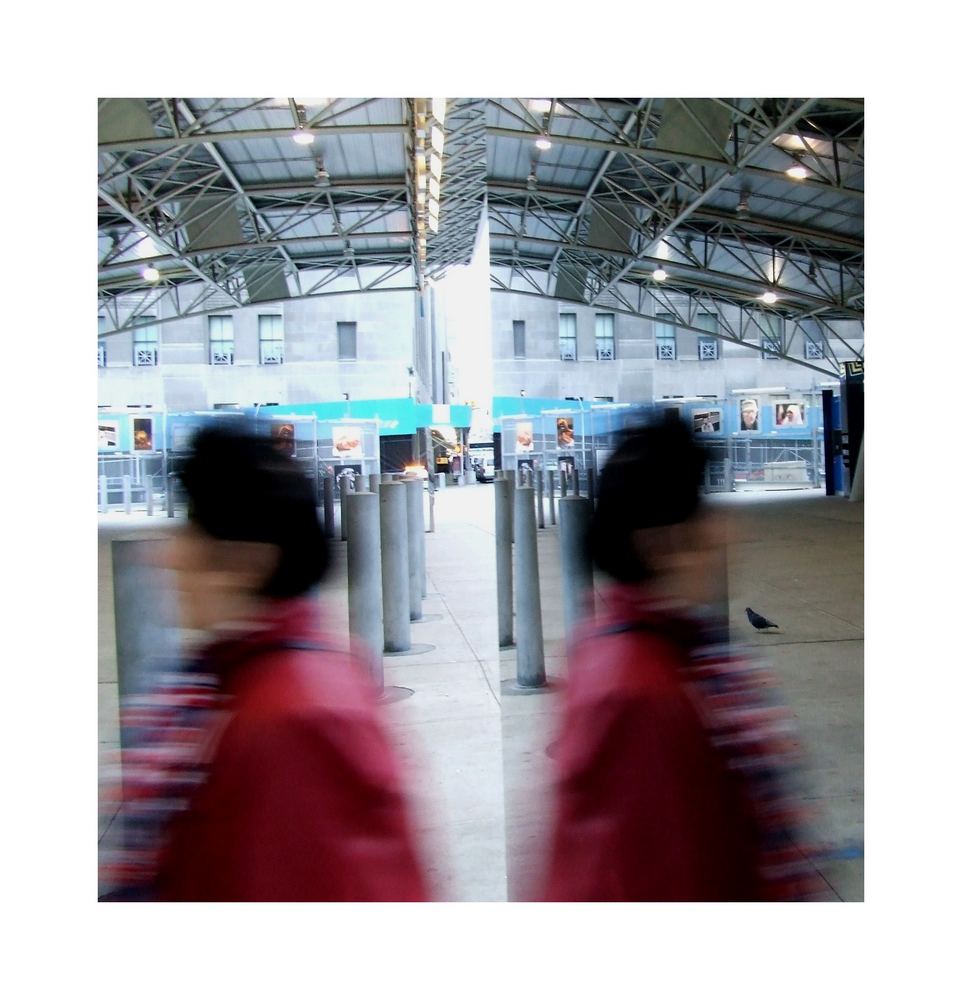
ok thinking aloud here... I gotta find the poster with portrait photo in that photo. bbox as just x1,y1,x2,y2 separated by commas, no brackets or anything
331,425,363,459
515,421,534,453
133,417,154,451
271,422,296,457
774,401,807,428
692,409,722,434
556,416,576,449
739,398,761,432
98,421,119,451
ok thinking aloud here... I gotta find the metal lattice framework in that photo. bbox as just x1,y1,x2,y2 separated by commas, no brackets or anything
486,97,863,376
98,98,481,335
98,97,864,378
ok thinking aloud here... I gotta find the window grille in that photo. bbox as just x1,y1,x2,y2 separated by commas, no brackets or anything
805,340,825,360
762,338,781,360
98,343,106,368
657,342,676,360
698,338,718,361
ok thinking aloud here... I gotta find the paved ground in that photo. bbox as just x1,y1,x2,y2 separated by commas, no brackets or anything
99,482,862,902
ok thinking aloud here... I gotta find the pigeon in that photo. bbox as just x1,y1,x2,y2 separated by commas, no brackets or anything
746,607,779,630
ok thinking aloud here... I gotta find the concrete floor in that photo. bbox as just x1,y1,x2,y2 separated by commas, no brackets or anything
99,483,862,902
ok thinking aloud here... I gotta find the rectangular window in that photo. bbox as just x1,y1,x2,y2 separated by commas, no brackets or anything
98,316,107,368
259,314,284,364
595,313,615,360
513,320,526,359
654,313,675,360
209,315,234,365
132,316,159,366
337,321,358,361
559,313,577,360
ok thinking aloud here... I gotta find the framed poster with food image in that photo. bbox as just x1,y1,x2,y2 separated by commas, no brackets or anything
515,421,534,453
271,422,296,457
132,417,154,451
774,401,807,428
692,409,722,434
556,416,576,449
331,425,363,459
739,398,760,432
98,421,120,451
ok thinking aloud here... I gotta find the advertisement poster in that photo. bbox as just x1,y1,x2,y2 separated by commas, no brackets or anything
515,421,534,453
272,422,296,457
556,416,576,449
133,417,154,451
331,425,363,459
740,398,760,432
692,409,722,434
774,401,807,428
98,421,119,450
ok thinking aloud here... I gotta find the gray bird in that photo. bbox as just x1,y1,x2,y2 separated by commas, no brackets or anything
746,607,779,630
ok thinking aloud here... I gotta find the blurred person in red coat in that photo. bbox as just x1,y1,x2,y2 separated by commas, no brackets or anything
100,424,429,902
541,417,815,902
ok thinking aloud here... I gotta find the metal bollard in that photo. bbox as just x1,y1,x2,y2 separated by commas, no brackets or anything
587,468,595,505
145,477,154,517
536,469,545,529
505,469,516,543
122,474,132,515
573,469,581,497
514,485,546,687
428,491,436,533
345,491,385,691
559,496,595,644
560,469,568,498
323,477,335,538
340,475,354,541
404,478,423,620
548,470,556,525
380,482,411,653
369,473,380,495
495,477,513,648
99,475,108,514
166,474,175,518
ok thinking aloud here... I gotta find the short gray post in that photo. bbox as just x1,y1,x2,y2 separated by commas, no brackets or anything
587,468,595,505
514,485,546,687
122,474,132,514
559,496,595,644
405,478,423,620
428,491,436,533
369,473,380,495
166,474,175,518
340,475,353,541
536,470,545,529
572,469,581,497
145,477,154,516
323,477,335,538
495,477,513,647
379,482,411,653
505,469,516,543
560,469,568,498
99,475,108,513
548,470,556,525
345,490,384,691
724,457,734,492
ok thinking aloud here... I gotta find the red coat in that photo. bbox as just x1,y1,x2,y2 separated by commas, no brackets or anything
154,600,429,902
542,587,766,902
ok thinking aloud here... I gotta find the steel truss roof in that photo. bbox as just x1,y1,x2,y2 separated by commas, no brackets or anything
98,97,863,376
486,98,863,374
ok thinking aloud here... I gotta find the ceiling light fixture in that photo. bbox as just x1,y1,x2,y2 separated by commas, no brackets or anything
314,159,330,186
786,164,807,180
292,127,314,146
760,290,778,305
653,267,668,282
526,170,537,191
141,265,160,282
535,135,551,151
